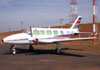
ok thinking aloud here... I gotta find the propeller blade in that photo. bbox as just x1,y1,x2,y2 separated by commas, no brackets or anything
30,27,33,37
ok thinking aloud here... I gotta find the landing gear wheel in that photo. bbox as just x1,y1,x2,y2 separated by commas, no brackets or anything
56,42,61,54
29,45,34,52
12,48,16,55
55,48,61,54
57,50,61,54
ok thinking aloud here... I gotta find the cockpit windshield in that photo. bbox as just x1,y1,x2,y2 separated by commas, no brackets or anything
24,29,31,34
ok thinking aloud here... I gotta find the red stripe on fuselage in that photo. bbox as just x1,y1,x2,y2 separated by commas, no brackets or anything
7,38,28,41
56,34,75,39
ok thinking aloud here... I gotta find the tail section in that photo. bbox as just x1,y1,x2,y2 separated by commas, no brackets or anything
70,16,82,29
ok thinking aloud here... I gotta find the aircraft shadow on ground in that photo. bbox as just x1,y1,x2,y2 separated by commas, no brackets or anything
61,48,84,51
3,48,85,57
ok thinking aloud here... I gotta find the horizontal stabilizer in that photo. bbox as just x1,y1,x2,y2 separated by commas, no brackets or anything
79,32,95,34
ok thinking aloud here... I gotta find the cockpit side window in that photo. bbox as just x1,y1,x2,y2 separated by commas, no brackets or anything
24,29,31,34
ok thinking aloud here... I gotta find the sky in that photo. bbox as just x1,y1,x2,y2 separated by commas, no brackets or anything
0,0,100,32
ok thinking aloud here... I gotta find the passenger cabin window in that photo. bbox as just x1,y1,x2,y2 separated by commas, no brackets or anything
46,30,52,35
60,31,64,35
53,30,58,35
40,30,45,35
33,29,39,35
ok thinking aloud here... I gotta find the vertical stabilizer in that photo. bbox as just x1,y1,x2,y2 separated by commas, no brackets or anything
70,16,82,29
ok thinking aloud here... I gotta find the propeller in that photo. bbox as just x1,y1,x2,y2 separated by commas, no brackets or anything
28,27,33,43
30,26,33,37
29,27,39,44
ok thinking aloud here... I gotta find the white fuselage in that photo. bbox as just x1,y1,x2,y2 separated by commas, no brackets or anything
3,16,82,45
3,28,79,45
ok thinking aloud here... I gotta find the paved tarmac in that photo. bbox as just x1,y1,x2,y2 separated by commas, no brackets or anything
0,45,100,70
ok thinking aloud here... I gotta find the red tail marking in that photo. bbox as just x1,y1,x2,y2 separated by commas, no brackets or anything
76,20,80,24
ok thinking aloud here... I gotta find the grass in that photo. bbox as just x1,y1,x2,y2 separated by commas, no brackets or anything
61,45,100,55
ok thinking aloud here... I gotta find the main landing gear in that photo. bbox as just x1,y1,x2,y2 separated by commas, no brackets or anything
29,44,34,52
56,42,61,54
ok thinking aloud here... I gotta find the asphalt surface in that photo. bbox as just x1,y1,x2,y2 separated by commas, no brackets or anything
0,45,100,70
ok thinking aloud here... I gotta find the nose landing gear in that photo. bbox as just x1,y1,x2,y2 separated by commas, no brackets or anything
12,48,16,55
10,45,16,55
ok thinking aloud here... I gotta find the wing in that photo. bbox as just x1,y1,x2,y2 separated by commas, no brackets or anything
38,37,96,43
54,37,96,42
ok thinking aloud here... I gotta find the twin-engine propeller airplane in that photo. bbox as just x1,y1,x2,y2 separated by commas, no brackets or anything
2,16,96,55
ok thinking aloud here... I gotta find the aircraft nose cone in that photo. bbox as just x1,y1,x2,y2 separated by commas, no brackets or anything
3,33,31,44
3,37,9,43
2,39,4,43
